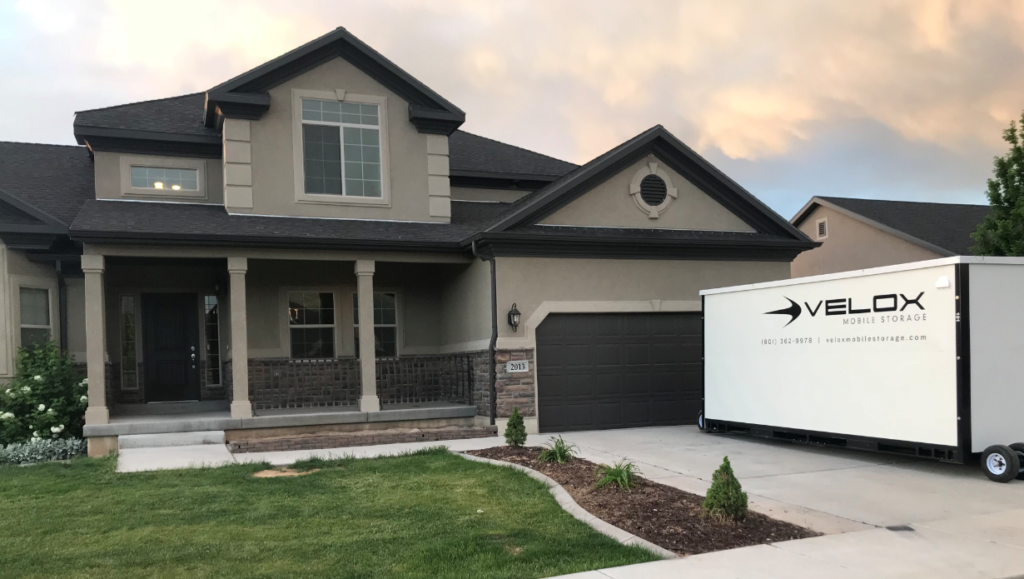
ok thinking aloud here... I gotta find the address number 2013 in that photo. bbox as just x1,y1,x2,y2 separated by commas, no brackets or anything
506,360,529,373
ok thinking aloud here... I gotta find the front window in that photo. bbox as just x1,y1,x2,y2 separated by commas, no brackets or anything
288,292,336,359
353,292,397,358
301,99,382,198
130,166,199,191
19,287,50,348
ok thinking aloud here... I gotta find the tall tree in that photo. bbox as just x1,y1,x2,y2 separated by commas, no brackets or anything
972,110,1024,255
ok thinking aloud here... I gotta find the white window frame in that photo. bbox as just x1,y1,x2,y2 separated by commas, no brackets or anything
291,88,390,207
203,294,223,388
119,154,207,200
352,290,400,358
816,217,828,240
16,285,54,349
286,289,338,360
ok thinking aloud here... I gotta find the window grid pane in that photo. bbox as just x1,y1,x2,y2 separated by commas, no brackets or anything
19,288,49,327
289,292,336,359
130,166,199,191
301,99,381,198
204,295,221,386
120,295,138,390
353,292,397,357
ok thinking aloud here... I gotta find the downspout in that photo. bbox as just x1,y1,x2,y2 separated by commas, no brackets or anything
55,259,68,354
472,240,498,426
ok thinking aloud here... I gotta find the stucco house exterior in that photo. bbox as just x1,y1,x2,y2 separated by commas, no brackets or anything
0,28,816,456
790,196,991,278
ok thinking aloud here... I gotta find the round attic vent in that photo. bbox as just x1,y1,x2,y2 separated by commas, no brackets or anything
639,174,668,206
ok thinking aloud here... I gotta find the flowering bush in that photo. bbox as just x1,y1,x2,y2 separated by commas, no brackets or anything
0,342,87,445
0,438,86,465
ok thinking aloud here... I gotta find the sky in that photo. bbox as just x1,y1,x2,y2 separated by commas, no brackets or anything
1,0,1023,219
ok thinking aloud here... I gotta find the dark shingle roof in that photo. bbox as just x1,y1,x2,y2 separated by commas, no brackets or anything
448,130,577,178
812,197,990,255
74,93,216,137
0,142,95,226
68,199,512,249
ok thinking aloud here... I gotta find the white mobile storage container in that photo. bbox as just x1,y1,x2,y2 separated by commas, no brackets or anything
700,256,1024,483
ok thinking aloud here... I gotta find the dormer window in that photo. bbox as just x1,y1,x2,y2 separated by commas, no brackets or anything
130,166,199,191
301,99,382,198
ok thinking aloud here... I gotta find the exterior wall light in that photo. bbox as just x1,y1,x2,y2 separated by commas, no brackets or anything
508,303,521,332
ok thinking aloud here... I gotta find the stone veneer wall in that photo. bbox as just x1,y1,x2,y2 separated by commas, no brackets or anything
494,349,535,418
470,350,491,417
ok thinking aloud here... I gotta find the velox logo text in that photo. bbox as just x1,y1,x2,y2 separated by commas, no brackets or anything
765,292,925,327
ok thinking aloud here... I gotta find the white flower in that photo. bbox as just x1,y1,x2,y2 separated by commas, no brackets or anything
5,389,14,399
21,386,30,394
80,395,88,404
32,431,40,438
81,378,88,386
47,408,55,415
0,412,13,420
50,425,64,434
37,404,46,412
33,375,43,382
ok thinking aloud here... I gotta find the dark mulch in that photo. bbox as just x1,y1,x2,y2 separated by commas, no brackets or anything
467,446,819,556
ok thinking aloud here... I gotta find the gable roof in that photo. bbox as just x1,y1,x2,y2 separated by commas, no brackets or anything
0,142,94,228
792,196,991,256
482,125,811,242
205,27,464,135
448,130,577,180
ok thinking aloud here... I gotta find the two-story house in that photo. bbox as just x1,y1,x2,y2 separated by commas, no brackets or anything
0,28,816,456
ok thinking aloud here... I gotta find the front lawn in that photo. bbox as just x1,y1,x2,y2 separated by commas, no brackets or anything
0,448,658,579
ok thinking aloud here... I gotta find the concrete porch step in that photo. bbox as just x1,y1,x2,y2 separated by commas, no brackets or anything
118,431,226,450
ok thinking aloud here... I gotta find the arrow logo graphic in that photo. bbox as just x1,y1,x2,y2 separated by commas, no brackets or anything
766,297,802,327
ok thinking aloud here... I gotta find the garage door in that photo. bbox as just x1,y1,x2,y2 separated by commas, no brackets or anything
536,313,703,433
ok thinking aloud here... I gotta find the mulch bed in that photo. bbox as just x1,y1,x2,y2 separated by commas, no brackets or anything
467,446,819,556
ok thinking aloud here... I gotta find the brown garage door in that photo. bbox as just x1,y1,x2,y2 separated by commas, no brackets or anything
537,313,703,433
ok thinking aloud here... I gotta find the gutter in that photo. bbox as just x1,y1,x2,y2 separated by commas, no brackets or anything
472,239,498,426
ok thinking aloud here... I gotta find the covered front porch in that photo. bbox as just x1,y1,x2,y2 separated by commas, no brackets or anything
80,246,494,454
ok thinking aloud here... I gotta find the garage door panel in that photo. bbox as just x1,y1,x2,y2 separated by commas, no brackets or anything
538,312,703,433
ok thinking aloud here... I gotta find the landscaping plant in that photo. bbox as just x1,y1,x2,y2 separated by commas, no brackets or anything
702,456,748,520
0,438,86,465
0,341,88,445
596,459,641,490
538,435,578,464
504,407,527,447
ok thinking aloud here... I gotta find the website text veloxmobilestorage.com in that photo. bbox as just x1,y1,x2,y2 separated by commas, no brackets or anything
760,334,928,346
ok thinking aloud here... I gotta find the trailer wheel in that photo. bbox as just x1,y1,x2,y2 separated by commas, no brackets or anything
982,445,1020,483
698,411,706,431
1009,443,1024,480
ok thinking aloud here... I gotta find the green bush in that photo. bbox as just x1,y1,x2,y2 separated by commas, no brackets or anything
538,435,578,464
0,342,87,445
0,438,86,466
504,407,527,447
702,456,748,520
596,459,641,491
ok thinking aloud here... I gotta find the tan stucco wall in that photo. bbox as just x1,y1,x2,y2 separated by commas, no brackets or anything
93,151,224,204
790,206,942,278
439,259,492,351
494,257,790,344
244,57,440,222
0,241,10,379
540,154,755,232
5,247,59,363
451,187,531,203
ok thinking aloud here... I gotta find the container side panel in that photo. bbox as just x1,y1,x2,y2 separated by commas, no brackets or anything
968,264,1024,452
704,264,958,446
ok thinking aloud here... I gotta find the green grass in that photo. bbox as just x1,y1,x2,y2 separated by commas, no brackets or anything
0,447,658,579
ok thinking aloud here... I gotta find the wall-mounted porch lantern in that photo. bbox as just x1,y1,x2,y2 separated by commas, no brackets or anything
508,303,521,332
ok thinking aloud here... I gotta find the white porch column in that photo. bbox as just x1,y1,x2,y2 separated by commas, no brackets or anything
355,259,380,412
228,257,253,418
82,255,108,425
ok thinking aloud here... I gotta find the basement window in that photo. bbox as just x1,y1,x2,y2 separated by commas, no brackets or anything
816,218,828,240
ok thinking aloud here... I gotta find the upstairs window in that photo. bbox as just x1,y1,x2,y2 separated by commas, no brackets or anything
301,99,382,198
130,166,199,191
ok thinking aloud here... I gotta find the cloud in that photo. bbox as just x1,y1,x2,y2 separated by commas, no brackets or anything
1,0,1022,213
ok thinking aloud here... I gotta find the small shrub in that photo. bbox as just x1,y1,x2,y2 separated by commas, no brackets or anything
538,435,578,464
0,438,87,466
596,459,641,490
702,456,748,520
504,407,527,447
0,342,87,445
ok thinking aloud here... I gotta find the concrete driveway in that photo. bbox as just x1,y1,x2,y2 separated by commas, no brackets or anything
543,426,1024,579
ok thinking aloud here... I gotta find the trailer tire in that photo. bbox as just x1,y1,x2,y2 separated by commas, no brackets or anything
982,445,1020,483
1009,443,1024,480
698,411,705,431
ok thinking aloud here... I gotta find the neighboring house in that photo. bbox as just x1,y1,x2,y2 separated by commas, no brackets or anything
791,196,991,278
0,27,816,456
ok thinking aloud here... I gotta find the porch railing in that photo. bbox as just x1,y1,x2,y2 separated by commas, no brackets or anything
375,353,475,406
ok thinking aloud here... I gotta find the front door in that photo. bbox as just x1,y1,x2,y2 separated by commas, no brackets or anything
142,293,200,402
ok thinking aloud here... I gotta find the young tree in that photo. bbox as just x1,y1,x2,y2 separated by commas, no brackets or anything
972,110,1024,255
702,456,748,520
504,407,527,447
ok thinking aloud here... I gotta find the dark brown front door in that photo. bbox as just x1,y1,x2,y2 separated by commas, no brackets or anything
537,313,703,433
142,293,200,402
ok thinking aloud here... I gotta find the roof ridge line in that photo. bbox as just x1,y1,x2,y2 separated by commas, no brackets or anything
0,140,85,149
456,130,578,168
74,92,205,115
